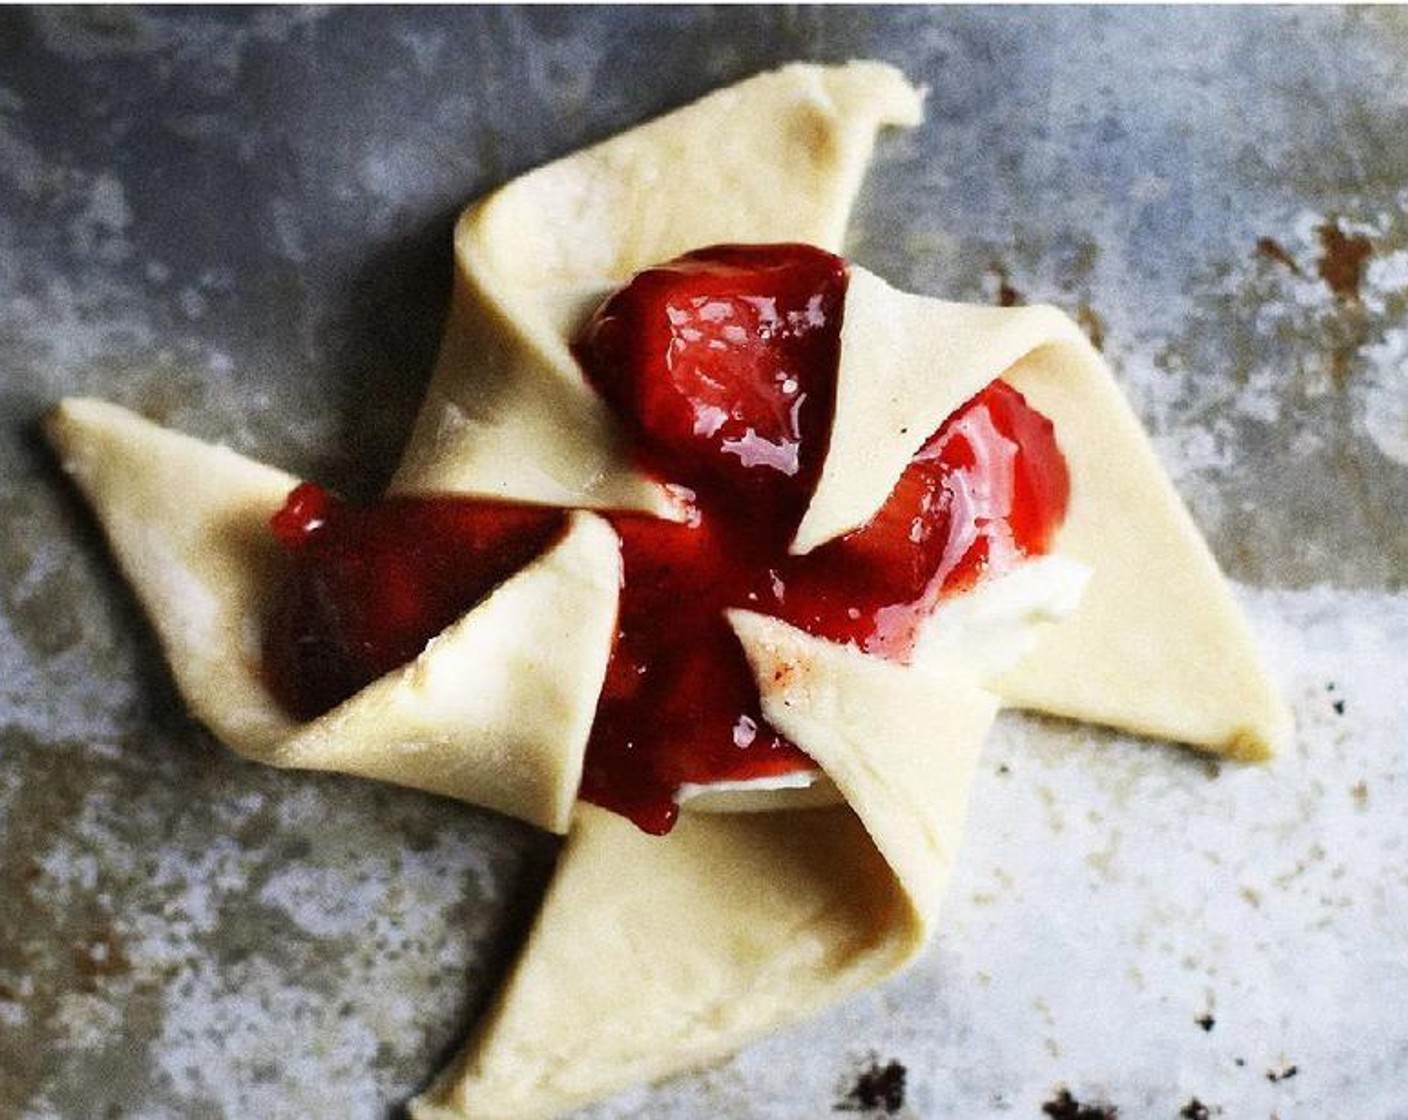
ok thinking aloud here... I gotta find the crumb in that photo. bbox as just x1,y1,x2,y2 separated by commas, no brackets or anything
1041,1087,1118,1119
1180,1098,1211,1120
1195,1013,1215,1032
836,1057,907,1114
1267,1062,1298,1083
997,763,1012,776
1332,698,1345,715
1234,1058,1246,1068
1351,780,1369,809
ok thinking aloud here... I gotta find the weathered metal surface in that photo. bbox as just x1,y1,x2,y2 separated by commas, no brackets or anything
1,7,1405,1117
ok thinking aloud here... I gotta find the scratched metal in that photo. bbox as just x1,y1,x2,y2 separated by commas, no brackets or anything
2,7,1406,1119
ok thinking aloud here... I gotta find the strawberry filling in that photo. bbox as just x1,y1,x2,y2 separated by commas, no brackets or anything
263,244,1069,835
263,484,566,721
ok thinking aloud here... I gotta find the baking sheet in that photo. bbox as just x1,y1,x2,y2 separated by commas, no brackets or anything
2,7,1406,1117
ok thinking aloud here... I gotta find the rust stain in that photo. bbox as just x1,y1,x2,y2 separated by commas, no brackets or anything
72,928,130,993
1316,222,1373,302
1255,236,1303,275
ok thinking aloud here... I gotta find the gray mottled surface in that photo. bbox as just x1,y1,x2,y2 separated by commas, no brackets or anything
2,7,1406,1119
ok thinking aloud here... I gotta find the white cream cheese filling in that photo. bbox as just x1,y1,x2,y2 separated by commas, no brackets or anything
913,553,1092,680
683,553,1090,815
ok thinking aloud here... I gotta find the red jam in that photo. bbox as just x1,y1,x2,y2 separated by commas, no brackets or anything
578,243,845,535
263,483,565,721
263,243,1069,836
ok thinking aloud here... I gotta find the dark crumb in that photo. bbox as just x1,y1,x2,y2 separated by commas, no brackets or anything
1180,1098,1211,1120
836,1057,907,1114
1267,1062,1299,1083
1332,698,1346,715
1234,1058,1246,1068
1195,1013,1216,1032
1041,1087,1118,1120
997,763,1012,775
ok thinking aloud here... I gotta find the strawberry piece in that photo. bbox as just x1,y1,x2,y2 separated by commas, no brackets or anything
575,243,847,532
776,381,1069,656
263,483,565,720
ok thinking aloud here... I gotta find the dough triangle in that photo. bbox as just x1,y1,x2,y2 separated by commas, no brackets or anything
47,398,301,754
998,347,1291,757
390,61,923,514
46,398,620,833
412,613,996,1120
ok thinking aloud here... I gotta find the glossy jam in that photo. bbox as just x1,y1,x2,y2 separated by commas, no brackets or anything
577,243,847,535
263,482,565,721
263,244,1069,836
575,245,1068,832
775,379,1069,658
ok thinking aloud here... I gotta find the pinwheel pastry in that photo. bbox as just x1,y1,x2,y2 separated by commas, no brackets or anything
47,61,1289,1119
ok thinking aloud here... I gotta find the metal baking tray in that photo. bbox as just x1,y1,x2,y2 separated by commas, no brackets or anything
3,8,1405,1117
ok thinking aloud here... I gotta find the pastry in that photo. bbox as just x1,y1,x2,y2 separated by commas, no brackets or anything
46,61,1289,1118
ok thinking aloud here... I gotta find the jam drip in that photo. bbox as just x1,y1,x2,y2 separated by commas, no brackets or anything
776,378,1069,657
262,243,1069,836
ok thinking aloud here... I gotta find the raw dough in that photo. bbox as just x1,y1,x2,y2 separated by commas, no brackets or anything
46,398,619,835
811,268,1290,757
412,619,997,1120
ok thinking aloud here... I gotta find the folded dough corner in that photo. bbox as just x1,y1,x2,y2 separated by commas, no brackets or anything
810,267,1291,759
411,620,997,1120
47,59,1290,1120
45,397,618,836
388,60,923,514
